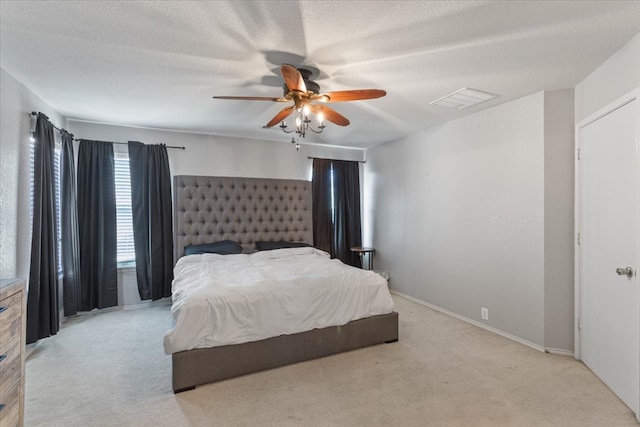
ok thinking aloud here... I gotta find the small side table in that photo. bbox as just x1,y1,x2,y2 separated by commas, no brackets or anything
350,247,375,270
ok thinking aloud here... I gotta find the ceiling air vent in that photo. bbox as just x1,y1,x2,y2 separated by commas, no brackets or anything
430,88,499,110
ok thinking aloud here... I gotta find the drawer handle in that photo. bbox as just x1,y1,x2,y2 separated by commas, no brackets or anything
0,354,6,362
0,306,7,314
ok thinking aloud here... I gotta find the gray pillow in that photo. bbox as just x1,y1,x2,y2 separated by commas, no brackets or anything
255,241,312,251
184,240,243,256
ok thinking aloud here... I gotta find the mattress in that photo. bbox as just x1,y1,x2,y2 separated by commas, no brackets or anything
163,247,394,354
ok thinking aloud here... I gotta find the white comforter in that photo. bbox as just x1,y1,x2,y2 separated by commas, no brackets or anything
163,247,394,354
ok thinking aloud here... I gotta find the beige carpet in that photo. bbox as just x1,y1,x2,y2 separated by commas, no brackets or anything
25,295,637,427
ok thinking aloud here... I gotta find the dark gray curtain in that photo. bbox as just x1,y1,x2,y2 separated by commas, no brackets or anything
77,140,118,310
26,113,59,344
311,159,363,267
312,158,333,254
128,141,173,301
332,160,362,267
60,130,81,316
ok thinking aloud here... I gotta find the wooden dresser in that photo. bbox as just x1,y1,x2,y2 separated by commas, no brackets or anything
0,278,25,427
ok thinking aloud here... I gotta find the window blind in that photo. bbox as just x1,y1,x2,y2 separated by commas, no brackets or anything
114,153,135,264
54,146,62,274
30,138,63,274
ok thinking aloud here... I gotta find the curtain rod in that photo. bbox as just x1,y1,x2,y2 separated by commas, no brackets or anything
307,156,366,164
30,111,67,135
76,139,185,150
29,112,186,150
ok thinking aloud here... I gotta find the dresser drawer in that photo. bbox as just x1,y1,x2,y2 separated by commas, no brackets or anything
0,292,22,348
0,334,20,398
0,288,22,427
0,279,24,427
0,290,22,395
0,379,19,427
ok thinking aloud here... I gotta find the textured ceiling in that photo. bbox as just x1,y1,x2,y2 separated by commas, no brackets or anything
1,1,640,149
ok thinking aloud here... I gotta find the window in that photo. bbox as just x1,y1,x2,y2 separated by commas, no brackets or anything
53,145,62,274
30,137,62,275
311,160,363,267
114,153,135,264
31,144,135,267
330,164,335,226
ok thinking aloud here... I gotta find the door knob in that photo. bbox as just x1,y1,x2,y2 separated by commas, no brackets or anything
615,267,634,278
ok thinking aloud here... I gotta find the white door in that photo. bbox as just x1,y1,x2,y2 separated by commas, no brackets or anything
578,90,639,419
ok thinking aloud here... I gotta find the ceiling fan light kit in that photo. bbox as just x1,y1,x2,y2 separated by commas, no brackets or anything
213,64,387,148
278,104,326,140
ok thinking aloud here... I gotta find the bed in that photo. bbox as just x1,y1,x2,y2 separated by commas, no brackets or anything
168,175,399,393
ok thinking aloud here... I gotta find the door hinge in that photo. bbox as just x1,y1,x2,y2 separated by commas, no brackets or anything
577,148,581,160
577,232,581,246
577,317,581,331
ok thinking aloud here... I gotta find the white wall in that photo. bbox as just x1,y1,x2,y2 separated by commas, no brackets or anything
0,68,66,280
365,93,547,346
67,121,365,181
543,89,575,351
575,32,640,122
365,90,575,350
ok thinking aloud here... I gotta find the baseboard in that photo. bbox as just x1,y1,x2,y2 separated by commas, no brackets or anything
121,298,172,311
25,340,42,360
543,348,574,357
74,297,171,316
390,290,574,357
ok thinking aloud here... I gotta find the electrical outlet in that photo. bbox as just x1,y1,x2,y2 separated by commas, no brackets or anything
481,307,489,321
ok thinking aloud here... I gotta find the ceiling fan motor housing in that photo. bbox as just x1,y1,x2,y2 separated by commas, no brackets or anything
282,67,320,95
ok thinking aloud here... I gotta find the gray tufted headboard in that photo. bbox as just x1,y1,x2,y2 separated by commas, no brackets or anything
173,175,313,261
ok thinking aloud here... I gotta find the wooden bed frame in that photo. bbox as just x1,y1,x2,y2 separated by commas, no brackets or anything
171,175,399,393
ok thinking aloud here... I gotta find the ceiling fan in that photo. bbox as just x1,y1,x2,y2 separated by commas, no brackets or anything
213,64,386,132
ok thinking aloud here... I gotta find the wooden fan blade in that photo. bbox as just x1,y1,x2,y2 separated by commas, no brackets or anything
264,106,295,128
213,96,287,102
311,104,350,126
317,89,386,102
280,64,307,93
